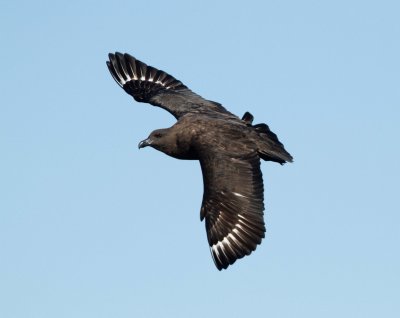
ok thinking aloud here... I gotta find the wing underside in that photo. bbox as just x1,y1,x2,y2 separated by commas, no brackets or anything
107,52,230,119
200,151,266,270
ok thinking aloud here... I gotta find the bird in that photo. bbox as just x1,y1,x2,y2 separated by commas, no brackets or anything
106,52,293,270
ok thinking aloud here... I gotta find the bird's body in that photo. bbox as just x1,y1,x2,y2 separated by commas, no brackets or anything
107,53,293,270
147,115,250,159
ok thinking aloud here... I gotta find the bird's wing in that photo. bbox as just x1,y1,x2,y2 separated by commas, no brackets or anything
199,148,266,270
107,53,232,119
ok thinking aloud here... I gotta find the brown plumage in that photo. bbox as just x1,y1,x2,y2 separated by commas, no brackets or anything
107,52,293,270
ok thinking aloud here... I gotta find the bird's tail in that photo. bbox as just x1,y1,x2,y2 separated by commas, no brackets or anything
256,123,293,164
242,112,293,164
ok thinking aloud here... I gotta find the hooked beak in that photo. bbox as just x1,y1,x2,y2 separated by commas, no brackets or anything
138,138,152,149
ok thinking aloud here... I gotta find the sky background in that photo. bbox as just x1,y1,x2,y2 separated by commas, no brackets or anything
1,0,399,317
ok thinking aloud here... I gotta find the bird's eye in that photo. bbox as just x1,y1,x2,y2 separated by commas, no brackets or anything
154,133,162,138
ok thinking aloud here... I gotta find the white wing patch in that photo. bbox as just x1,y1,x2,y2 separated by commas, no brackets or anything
233,192,247,198
116,70,171,89
211,214,250,263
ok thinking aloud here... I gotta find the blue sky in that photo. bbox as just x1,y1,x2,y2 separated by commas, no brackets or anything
1,0,399,317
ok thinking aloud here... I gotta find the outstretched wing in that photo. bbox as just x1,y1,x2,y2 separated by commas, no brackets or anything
199,149,266,270
107,52,230,119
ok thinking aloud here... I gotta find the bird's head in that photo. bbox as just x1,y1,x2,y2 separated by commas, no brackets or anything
138,128,193,160
138,128,174,152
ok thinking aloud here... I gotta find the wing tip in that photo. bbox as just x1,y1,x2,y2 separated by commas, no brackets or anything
209,222,265,271
210,242,261,271
106,52,187,91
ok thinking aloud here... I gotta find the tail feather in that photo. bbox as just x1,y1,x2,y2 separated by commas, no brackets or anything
254,123,283,147
253,123,293,164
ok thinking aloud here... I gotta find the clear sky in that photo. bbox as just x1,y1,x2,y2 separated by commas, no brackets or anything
1,0,399,317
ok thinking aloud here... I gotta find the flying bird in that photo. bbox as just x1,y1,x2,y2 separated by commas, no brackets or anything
106,53,293,270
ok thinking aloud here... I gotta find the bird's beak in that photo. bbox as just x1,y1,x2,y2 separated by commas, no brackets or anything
138,138,152,149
